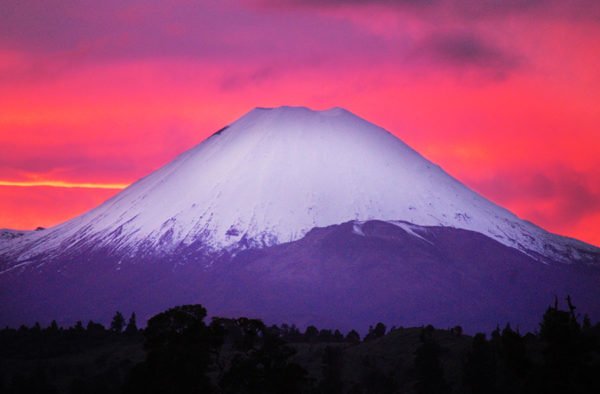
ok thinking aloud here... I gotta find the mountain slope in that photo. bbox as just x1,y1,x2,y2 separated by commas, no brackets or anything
205,220,600,332
1,106,598,271
1,220,598,331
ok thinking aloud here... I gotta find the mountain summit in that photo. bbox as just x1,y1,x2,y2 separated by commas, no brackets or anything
1,106,599,330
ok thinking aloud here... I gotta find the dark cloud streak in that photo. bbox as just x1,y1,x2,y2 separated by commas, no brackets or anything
409,31,522,78
263,0,600,21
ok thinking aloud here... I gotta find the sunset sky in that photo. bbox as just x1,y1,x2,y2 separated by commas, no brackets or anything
1,0,599,246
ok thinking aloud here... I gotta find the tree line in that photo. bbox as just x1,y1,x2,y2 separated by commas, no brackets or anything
1,296,600,393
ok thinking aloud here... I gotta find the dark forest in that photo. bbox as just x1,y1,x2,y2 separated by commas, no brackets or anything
2,297,600,393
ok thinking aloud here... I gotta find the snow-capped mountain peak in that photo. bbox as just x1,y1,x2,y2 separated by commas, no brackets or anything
1,106,598,267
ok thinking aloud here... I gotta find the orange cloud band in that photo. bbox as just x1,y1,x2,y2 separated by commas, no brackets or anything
0,180,128,190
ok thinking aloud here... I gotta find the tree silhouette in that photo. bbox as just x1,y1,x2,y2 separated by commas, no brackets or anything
217,318,308,394
125,312,138,335
464,333,496,394
345,329,360,344
496,324,530,393
110,312,125,333
414,326,449,394
537,296,591,394
365,322,386,341
124,305,217,394
304,325,319,343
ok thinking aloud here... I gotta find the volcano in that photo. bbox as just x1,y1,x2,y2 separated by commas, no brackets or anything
1,106,599,331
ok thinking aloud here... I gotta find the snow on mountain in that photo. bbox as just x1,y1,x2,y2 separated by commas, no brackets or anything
1,106,598,270
0,229,29,242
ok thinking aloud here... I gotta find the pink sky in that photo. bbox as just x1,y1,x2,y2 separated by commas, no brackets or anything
1,0,599,245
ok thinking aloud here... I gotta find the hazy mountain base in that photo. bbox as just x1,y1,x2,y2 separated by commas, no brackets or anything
1,221,599,333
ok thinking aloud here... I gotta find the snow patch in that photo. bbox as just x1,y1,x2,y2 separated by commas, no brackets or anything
390,221,432,244
352,222,366,236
